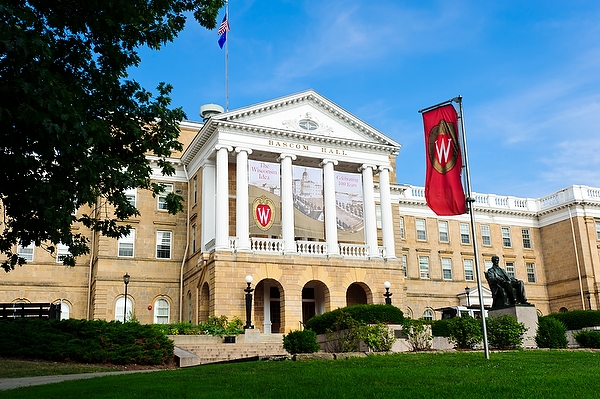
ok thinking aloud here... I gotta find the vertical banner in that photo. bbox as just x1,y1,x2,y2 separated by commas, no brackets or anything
422,104,466,216
248,161,281,235
334,171,365,242
292,166,325,240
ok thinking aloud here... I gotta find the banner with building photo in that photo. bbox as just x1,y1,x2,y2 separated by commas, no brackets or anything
334,171,365,242
292,166,325,240
248,160,281,236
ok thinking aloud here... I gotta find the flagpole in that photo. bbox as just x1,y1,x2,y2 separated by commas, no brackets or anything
455,96,490,360
225,0,229,111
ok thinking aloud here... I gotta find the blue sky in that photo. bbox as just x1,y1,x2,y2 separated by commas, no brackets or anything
129,0,600,199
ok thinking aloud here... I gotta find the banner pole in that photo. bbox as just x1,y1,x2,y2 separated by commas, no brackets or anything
456,96,490,359
225,0,229,112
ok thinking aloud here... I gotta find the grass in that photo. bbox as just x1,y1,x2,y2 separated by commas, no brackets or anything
0,358,119,378
2,351,599,398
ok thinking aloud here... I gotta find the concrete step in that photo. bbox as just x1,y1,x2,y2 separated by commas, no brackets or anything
174,346,201,368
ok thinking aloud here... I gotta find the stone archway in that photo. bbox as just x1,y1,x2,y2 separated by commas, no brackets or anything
302,280,330,325
198,282,210,323
254,278,284,334
346,282,371,306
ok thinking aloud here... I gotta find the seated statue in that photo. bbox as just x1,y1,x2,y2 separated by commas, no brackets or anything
485,256,529,308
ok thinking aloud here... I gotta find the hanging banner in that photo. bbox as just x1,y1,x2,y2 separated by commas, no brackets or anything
292,166,325,240
334,171,365,242
248,160,281,235
422,104,466,216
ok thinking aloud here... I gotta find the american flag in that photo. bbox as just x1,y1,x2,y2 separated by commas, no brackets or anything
218,14,230,35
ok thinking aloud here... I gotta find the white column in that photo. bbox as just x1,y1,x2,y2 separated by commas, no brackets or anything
378,166,396,259
360,164,380,258
236,147,252,251
201,160,215,251
320,159,339,256
278,153,297,253
215,145,232,250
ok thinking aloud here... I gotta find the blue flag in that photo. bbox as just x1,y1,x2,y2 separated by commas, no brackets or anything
218,14,230,49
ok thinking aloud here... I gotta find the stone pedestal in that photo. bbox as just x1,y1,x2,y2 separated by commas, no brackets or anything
489,305,538,348
243,328,262,343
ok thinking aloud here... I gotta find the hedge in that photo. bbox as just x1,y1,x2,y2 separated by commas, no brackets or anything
545,310,600,330
304,304,404,335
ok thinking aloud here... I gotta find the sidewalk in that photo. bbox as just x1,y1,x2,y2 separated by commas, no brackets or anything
0,369,158,391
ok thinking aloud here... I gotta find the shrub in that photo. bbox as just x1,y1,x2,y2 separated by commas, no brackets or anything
325,310,363,352
546,310,600,330
431,319,451,337
401,318,432,352
360,323,396,352
535,317,568,349
155,316,244,337
486,315,527,350
283,329,321,354
574,330,600,348
305,304,403,335
447,316,483,350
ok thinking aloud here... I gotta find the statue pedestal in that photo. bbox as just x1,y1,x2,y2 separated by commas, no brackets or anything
489,305,537,348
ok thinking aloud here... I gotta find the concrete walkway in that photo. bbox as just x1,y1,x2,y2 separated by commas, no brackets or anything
0,369,159,391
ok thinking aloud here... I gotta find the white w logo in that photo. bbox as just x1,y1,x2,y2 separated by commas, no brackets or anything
256,207,271,225
435,138,453,164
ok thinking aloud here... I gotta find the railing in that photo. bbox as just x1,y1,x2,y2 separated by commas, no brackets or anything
250,237,284,253
339,243,369,258
296,241,327,255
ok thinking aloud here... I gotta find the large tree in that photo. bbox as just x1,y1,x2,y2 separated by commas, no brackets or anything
0,0,225,271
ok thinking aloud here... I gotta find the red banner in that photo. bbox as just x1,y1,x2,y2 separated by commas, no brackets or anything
422,104,466,216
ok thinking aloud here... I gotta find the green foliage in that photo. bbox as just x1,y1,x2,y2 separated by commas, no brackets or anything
305,304,403,335
574,330,600,348
401,318,432,352
535,317,568,349
447,316,483,349
546,310,600,330
486,315,527,350
360,323,396,352
432,319,451,337
0,318,174,365
154,316,243,337
323,311,396,353
282,329,321,354
0,0,225,271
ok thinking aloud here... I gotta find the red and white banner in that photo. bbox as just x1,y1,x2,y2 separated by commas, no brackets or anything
422,104,466,216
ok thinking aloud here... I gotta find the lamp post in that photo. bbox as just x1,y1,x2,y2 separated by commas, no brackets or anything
465,286,471,307
123,273,130,322
585,291,592,310
383,281,392,305
244,275,254,329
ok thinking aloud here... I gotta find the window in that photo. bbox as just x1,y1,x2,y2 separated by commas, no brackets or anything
154,298,170,324
481,225,491,246
438,221,449,243
56,243,70,263
17,242,34,261
187,291,193,323
156,231,172,259
441,258,453,280
522,229,532,249
157,183,173,210
115,297,133,322
376,204,382,229
402,254,408,278
191,225,196,253
54,300,70,320
118,230,135,257
193,176,198,204
419,256,430,279
526,263,536,283
596,221,600,240
405,308,412,319
484,260,493,271
464,259,474,281
506,262,515,278
423,309,434,321
124,187,137,208
460,223,470,244
398,217,405,239
416,219,427,241
501,227,512,247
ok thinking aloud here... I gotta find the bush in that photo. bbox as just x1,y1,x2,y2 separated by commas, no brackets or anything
431,319,451,337
283,329,321,354
305,304,403,335
154,316,244,337
447,316,483,350
486,315,527,350
546,310,600,330
535,317,568,349
401,318,432,352
360,323,396,352
574,330,600,348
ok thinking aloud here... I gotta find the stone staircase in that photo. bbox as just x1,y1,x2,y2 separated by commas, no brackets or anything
171,331,288,367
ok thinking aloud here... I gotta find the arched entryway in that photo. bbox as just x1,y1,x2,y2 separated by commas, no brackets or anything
255,279,284,334
346,282,371,306
302,280,330,325
198,282,210,323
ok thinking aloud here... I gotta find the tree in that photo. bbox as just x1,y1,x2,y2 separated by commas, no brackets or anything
0,0,225,271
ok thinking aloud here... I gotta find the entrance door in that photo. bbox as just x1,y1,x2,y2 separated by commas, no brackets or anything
270,301,281,333
302,302,316,325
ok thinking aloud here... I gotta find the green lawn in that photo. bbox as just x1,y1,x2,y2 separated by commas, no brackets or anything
3,351,599,398
0,359,119,378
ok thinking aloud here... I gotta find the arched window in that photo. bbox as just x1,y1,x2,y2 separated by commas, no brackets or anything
559,307,568,313
423,309,434,321
154,298,170,324
405,308,413,319
115,297,133,322
187,291,193,323
54,300,70,320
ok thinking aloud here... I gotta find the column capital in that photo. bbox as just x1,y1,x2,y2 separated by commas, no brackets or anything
320,158,338,167
378,165,394,173
215,144,233,152
277,153,297,162
359,164,377,173
235,147,253,155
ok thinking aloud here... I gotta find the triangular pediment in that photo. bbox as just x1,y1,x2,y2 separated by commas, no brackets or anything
213,90,400,147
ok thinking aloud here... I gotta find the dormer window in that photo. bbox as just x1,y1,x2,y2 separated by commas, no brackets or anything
299,119,318,131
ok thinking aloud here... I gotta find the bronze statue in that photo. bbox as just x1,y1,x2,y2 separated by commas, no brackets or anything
485,256,529,308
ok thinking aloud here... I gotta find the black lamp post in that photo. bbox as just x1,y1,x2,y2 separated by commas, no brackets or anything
585,291,592,310
465,286,471,307
244,275,254,329
123,273,130,322
383,281,392,305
